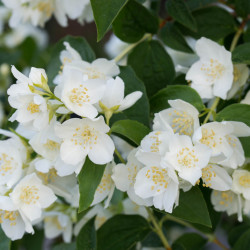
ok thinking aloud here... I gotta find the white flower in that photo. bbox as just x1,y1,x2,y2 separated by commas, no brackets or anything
134,164,179,213
0,129,27,188
60,65,106,119
29,117,61,161
227,64,249,99
98,76,142,113
77,2,94,24
232,170,250,200
44,211,72,243
162,134,211,185
55,116,115,166
153,99,200,136
112,149,153,206
211,190,243,221
92,162,115,208
241,90,250,105
10,173,57,222
186,37,233,100
193,121,250,168
0,196,34,240
8,66,50,130
201,164,232,191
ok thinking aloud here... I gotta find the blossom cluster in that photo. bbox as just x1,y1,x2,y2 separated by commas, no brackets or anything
0,42,142,240
0,34,249,245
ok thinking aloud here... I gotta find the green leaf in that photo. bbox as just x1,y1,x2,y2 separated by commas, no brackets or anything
111,66,150,127
150,85,205,113
46,36,95,87
110,120,150,146
128,40,175,98
171,187,212,227
178,6,236,41
90,0,129,41
233,228,250,250
0,228,11,250
112,0,159,43
97,215,150,250
166,0,197,32
216,104,250,157
52,243,76,250
160,23,194,53
235,0,250,18
78,157,106,212
232,43,250,64
186,0,217,11
216,104,250,127
172,233,207,250
228,224,250,247
77,216,96,250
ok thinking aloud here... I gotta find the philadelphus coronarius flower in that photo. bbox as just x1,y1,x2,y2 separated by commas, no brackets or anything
232,170,250,200
55,116,115,166
186,37,234,100
241,90,250,104
2,0,90,27
7,66,50,130
153,99,200,136
9,173,57,222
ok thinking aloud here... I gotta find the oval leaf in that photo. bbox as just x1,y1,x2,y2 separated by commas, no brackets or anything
150,85,205,113
128,40,175,98
97,215,150,250
78,157,106,212
90,0,129,41
77,216,96,250
232,43,250,64
110,120,150,146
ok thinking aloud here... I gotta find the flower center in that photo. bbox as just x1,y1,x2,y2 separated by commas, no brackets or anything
239,175,250,188
202,165,216,187
128,163,139,184
170,110,194,135
37,2,54,17
27,102,40,114
44,139,60,151
20,185,39,204
200,128,222,148
69,85,90,106
71,126,98,150
201,59,225,82
214,191,234,206
149,132,162,153
177,147,198,168
0,153,17,177
96,172,111,194
0,210,18,226
146,166,169,192
37,169,57,185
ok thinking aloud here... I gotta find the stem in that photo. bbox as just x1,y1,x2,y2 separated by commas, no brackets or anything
146,208,172,250
230,22,245,52
203,97,220,124
114,34,152,63
114,148,126,164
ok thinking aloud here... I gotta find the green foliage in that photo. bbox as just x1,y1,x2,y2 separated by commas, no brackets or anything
232,43,250,64
128,40,175,98
77,216,97,250
178,6,236,41
46,36,95,87
235,0,250,18
171,187,212,227
166,0,197,32
150,85,205,113
172,233,207,250
112,0,158,43
228,224,250,247
113,66,150,127
97,215,150,250
232,228,250,250
52,243,76,250
110,119,150,146
90,0,129,41
160,23,194,53
78,158,106,212
0,228,11,250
